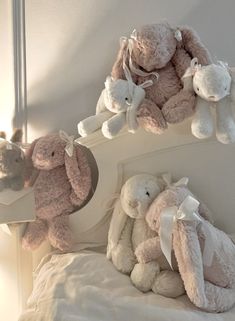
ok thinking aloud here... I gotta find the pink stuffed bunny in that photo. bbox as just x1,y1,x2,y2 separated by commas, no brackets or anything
112,23,212,134
22,132,92,251
135,180,235,312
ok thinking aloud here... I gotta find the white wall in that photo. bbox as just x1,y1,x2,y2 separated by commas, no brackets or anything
0,0,14,136
24,0,235,140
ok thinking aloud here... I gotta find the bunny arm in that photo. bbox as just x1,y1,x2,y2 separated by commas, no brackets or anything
216,97,235,144
65,146,92,206
78,111,113,137
161,88,196,124
135,236,162,264
102,112,126,139
191,97,213,139
137,98,167,134
78,89,114,137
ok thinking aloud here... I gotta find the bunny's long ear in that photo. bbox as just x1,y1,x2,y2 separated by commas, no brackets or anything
182,65,195,91
107,198,128,259
228,67,235,102
0,131,6,139
24,139,40,186
179,26,212,65
11,128,23,143
111,38,129,80
65,144,92,206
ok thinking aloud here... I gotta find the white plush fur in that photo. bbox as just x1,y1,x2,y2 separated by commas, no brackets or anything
184,60,235,144
78,76,145,139
107,174,185,297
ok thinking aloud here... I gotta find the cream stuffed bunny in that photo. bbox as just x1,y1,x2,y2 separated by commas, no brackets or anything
78,75,146,139
107,174,185,297
183,58,235,144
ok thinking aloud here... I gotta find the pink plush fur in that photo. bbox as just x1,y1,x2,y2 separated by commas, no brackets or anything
112,23,211,133
22,133,92,251
135,185,235,312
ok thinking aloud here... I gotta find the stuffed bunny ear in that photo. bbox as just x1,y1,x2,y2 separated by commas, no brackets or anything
0,131,6,140
182,64,195,91
11,128,23,143
218,60,229,70
65,144,92,206
180,26,212,65
111,37,129,80
104,75,113,91
107,198,128,259
24,138,40,186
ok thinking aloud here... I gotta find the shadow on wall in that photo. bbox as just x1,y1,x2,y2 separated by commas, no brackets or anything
25,0,235,140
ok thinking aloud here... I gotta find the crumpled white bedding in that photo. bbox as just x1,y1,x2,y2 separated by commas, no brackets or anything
19,251,235,321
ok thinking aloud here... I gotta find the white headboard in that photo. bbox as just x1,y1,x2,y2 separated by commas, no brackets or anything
70,122,235,237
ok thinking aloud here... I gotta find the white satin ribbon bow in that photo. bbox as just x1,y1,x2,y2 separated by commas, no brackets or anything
59,130,75,157
160,195,202,269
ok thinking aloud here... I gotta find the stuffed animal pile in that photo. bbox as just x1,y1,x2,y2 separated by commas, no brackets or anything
78,21,235,145
108,173,235,312
10,20,235,315
0,129,26,191
79,22,213,139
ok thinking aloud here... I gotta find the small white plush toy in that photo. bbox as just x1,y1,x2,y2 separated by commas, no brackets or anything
78,75,146,139
183,58,235,144
107,173,185,297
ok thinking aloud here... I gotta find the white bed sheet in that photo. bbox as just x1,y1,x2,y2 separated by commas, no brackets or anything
19,251,235,321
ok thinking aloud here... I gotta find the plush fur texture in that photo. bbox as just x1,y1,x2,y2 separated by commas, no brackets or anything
136,182,235,312
183,60,235,144
0,129,25,191
22,133,92,251
78,76,145,139
112,23,212,133
107,174,185,298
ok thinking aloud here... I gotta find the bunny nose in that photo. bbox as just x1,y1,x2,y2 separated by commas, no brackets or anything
129,200,138,208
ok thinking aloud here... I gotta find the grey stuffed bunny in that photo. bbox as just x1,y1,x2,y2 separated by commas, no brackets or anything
0,129,26,191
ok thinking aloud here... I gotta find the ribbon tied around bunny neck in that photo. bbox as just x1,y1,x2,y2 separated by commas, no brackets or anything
59,130,75,157
159,195,214,269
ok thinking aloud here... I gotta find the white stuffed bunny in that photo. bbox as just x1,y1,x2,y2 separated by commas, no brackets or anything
107,173,185,297
78,75,146,139
78,54,159,140
183,58,235,144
